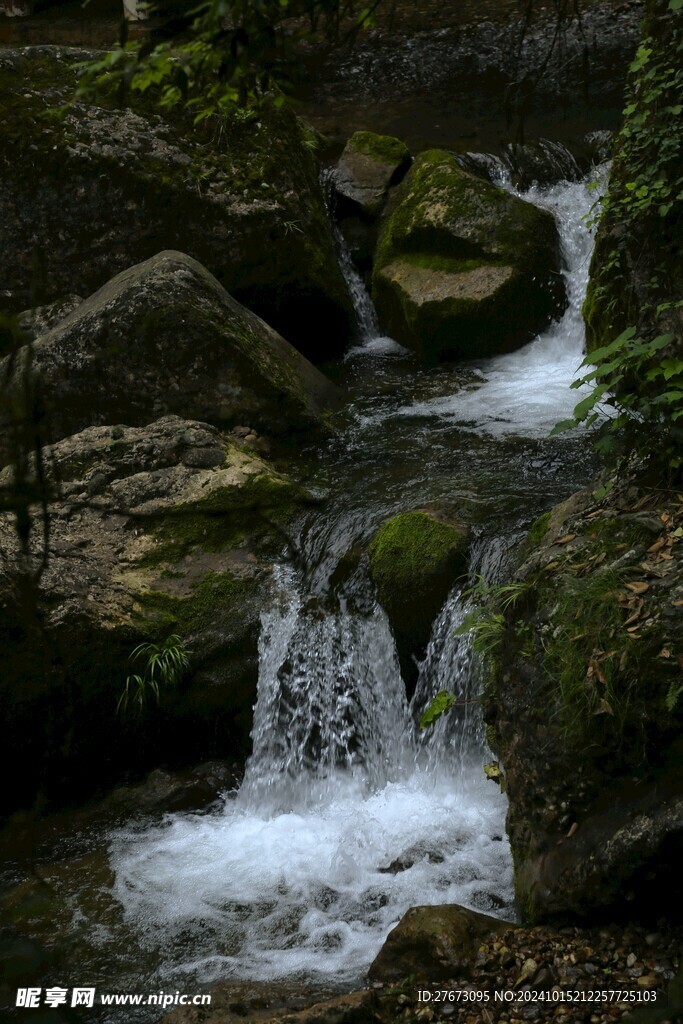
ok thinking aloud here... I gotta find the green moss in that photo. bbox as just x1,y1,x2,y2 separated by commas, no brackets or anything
529,511,552,546
396,252,493,275
369,511,468,600
346,130,409,167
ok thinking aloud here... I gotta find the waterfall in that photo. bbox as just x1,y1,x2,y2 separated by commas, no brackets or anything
107,167,601,997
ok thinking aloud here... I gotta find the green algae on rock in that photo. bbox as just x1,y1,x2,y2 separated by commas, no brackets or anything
0,251,343,459
0,46,353,359
371,149,564,360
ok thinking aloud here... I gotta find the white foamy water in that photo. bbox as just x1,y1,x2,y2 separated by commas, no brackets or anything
110,772,510,986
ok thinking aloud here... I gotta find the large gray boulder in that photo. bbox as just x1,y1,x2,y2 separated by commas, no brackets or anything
0,46,353,358
372,150,565,360
0,250,342,458
0,414,314,814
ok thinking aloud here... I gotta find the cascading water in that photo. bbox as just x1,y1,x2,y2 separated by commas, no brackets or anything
105,159,602,1010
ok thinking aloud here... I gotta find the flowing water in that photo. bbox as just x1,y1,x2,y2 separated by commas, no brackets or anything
3,156,604,1021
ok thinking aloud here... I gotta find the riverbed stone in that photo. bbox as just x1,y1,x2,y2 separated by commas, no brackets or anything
0,415,315,814
484,474,683,921
371,149,565,360
0,46,353,359
333,130,411,218
0,250,343,461
369,904,514,983
368,509,469,688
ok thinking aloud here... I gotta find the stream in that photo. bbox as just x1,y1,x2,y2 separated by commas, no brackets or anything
3,156,604,1021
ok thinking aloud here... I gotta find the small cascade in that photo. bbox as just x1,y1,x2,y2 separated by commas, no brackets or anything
320,168,407,357
110,554,512,988
411,534,518,771
239,567,411,812
455,139,582,187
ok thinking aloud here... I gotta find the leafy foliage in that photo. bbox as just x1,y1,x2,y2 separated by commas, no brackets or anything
552,327,683,481
77,0,390,119
118,633,190,716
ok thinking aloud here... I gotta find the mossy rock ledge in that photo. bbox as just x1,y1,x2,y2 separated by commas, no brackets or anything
0,415,316,815
0,46,353,359
484,477,683,921
368,510,469,691
0,250,343,461
371,150,565,360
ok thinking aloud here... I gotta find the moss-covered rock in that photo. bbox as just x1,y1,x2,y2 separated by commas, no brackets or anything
333,130,411,218
0,415,315,815
484,476,683,921
0,46,353,359
0,250,342,459
368,509,469,690
371,150,565,360
583,0,682,354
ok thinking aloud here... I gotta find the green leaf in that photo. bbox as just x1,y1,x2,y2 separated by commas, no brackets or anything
420,690,456,729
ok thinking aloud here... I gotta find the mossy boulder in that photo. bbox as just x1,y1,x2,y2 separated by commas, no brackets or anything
0,250,342,460
0,415,315,815
484,476,683,921
333,130,411,218
368,510,469,690
0,46,353,359
371,150,565,360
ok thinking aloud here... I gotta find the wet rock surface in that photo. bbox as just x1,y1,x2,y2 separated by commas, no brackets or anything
369,904,514,984
332,130,411,218
371,150,564,360
368,509,469,691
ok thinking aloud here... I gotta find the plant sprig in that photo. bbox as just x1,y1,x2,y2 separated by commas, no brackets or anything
118,634,190,716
